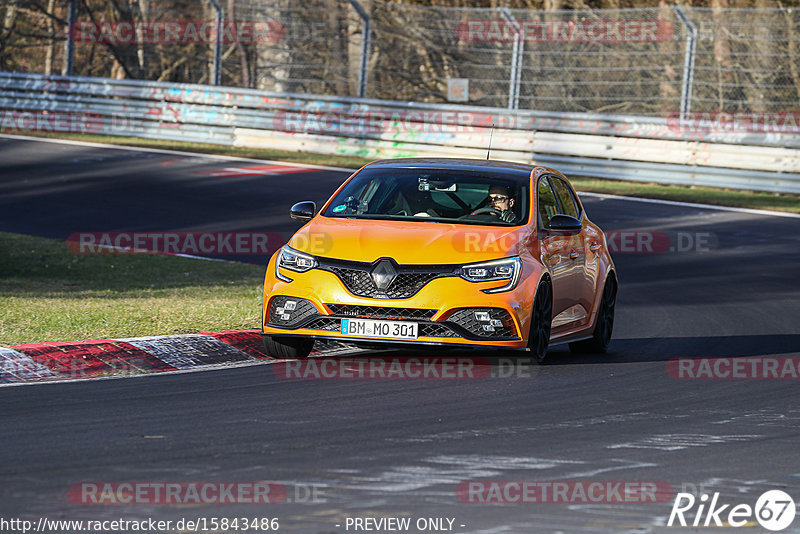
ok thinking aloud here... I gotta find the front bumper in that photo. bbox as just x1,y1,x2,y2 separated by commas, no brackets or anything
262,258,539,349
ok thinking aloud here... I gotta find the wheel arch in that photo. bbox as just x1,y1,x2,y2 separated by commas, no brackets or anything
587,267,618,333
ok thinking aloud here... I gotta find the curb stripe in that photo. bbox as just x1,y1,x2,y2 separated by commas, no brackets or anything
10,340,176,379
204,329,273,360
123,335,256,370
197,165,317,177
0,347,60,382
2,331,362,385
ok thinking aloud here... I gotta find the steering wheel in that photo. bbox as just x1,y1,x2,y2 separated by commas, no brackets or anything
469,207,503,217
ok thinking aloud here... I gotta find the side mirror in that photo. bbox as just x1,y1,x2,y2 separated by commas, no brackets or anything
547,214,582,233
290,201,316,222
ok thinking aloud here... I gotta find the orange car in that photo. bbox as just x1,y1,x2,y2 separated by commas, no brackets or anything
261,158,616,362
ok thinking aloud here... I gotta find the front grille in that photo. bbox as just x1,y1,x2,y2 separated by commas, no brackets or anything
446,308,518,339
318,257,456,299
418,323,459,338
327,267,444,299
328,268,375,297
267,296,318,328
327,304,436,320
383,273,443,299
305,317,341,331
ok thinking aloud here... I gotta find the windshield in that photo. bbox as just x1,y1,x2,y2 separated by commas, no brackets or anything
322,168,529,226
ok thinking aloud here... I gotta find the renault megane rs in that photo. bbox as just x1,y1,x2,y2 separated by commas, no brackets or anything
261,158,617,363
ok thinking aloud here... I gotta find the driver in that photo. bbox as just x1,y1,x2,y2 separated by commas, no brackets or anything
487,185,517,223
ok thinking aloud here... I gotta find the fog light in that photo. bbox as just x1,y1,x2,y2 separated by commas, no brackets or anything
449,308,517,339
268,296,318,328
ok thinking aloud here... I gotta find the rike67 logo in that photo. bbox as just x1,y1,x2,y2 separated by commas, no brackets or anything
667,490,796,531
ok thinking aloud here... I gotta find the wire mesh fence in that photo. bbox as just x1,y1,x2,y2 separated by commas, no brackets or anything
1,0,799,117
689,7,800,113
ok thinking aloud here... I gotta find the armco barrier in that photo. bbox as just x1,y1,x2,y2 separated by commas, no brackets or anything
1,72,799,193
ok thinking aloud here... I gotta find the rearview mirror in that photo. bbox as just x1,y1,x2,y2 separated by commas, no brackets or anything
547,214,582,233
290,201,316,222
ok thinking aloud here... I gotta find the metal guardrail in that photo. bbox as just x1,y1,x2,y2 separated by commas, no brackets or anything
1,72,799,194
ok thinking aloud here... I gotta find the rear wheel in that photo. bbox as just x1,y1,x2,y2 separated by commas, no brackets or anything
528,279,553,363
569,276,617,354
262,335,314,359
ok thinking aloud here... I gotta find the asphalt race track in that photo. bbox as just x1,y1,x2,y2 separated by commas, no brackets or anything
0,135,349,263
2,135,800,533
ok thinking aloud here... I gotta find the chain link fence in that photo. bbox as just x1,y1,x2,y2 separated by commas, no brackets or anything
1,0,799,116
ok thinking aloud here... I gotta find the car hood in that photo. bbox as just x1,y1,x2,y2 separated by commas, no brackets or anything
288,216,530,264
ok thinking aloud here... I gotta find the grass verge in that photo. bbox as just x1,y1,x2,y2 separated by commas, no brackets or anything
0,231,265,345
10,131,800,214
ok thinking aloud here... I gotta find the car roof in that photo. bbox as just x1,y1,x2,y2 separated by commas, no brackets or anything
365,158,535,177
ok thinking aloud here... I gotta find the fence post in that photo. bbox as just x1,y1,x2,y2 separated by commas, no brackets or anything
673,6,697,117
206,0,223,85
348,0,370,98
63,0,76,76
500,8,523,110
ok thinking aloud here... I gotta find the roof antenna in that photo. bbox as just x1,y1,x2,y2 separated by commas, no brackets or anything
486,124,495,160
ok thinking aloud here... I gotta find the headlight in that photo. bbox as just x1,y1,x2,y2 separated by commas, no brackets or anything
275,246,317,282
457,256,522,294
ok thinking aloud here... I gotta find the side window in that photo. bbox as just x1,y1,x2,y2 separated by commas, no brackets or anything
551,177,579,219
537,176,558,228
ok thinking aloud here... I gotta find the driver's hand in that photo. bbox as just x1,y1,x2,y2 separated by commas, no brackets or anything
500,209,516,223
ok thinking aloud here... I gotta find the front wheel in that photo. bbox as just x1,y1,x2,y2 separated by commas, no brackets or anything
527,279,553,363
262,335,314,359
569,276,617,354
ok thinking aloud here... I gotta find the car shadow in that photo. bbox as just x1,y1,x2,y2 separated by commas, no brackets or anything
544,334,800,365
300,334,800,378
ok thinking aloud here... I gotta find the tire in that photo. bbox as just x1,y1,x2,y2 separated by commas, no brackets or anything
262,335,314,359
569,275,617,354
527,279,553,363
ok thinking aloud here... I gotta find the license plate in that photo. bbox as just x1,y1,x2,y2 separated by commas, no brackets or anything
340,318,418,340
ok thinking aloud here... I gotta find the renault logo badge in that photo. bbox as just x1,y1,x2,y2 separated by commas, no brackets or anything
370,259,397,290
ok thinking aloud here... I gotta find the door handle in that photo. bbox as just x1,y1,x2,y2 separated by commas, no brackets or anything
569,251,579,260
589,243,601,252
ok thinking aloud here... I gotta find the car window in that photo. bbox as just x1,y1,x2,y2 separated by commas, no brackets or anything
537,176,558,228
551,177,579,219
322,169,529,226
